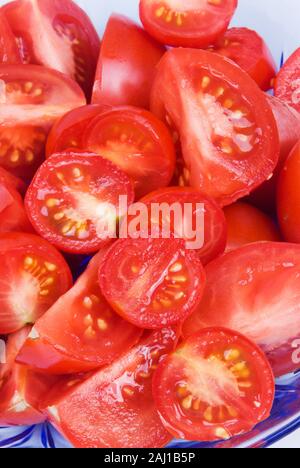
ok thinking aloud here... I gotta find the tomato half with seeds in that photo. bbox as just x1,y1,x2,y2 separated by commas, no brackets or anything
99,237,206,329
17,248,142,374
153,328,275,442
83,107,176,199
0,10,21,64
92,14,165,109
139,0,238,48
0,178,32,234
275,48,300,113
150,49,279,206
2,0,100,98
0,232,72,334
25,152,134,254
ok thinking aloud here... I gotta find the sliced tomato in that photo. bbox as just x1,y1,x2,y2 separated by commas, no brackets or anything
99,237,206,329
275,48,300,113
83,107,176,199
25,152,134,254
0,178,32,234
0,167,26,195
139,0,238,48
0,10,21,64
153,328,275,441
44,328,178,448
150,49,279,206
0,64,85,181
92,14,165,109
0,232,72,334
182,242,300,377
2,0,100,98
209,28,276,91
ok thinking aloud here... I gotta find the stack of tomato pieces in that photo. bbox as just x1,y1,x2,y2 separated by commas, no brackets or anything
0,0,300,449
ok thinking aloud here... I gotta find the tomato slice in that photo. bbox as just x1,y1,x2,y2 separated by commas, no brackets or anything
275,48,300,113
17,248,143,374
139,0,238,48
209,28,276,91
0,232,72,334
0,167,26,195
2,0,100,98
25,152,135,254
153,328,275,442
0,178,32,234
99,237,206,329
0,10,21,64
182,242,300,377
92,14,165,109
0,64,85,181
150,49,279,206
83,107,176,199
44,328,178,448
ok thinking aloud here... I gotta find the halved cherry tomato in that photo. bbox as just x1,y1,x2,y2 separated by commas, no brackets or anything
153,328,275,442
2,0,100,98
209,28,276,91
0,10,21,64
99,237,206,329
92,14,165,109
0,167,26,195
139,0,238,48
275,48,300,113
0,178,32,234
25,152,134,254
224,202,281,252
0,64,85,181
83,107,176,199
0,232,72,334
17,248,142,374
44,328,178,448
182,242,300,377
150,49,279,206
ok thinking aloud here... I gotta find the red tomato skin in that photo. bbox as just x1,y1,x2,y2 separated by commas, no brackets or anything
0,10,21,64
275,48,300,113
92,14,165,109
0,180,33,234
0,167,26,195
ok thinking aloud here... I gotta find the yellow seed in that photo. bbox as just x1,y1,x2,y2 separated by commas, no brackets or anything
224,349,240,361
56,172,65,182
97,319,108,331
33,88,43,97
83,296,93,309
181,395,193,410
204,407,213,422
227,406,238,418
131,265,140,274
221,141,233,154
155,6,165,17
160,298,172,308
10,150,20,163
139,372,150,379
193,399,201,411
25,150,34,162
73,168,81,179
230,362,246,373
54,212,65,221
172,275,187,283
73,38,80,45
232,110,244,119
208,0,221,5
123,387,134,397
84,326,96,339
215,427,230,440
41,277,54,287
83,314,93,326
238,381,252,388
174,291,185,301
215,87,225,97
24,256,34,267
201,76,211,89
224,99,234,109
40,289,49,296
166,10,173,22
24,82,33,93
62,222,74,234
176,13,183,26
169,262,183,273
240,369,251,379
177,385,188,398
46,198,59,208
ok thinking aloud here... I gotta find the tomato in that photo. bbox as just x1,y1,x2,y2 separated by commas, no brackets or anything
0,232,72,334
224,202,281,252
44,328,178,448
139,0,238,48
25,152,134,254
92,14,165,109
0,178,32,234
17,248,143,374
0,167,26,195
153,328,275,442
99,237,206,329
0,10,21,64
150,49,279,207
209,28,276,91
0,64,85,181
83,107,176,199
274,48,300,113
2,0,100,98
182,242,300,377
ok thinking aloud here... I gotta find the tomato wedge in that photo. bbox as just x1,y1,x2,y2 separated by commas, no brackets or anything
83,107,176,199
275,48,300,113
2,0,100,98
183,242,300,377
139,0,238,48
25,152,134,254
0,177,32,234
0,10,21,64
0,167,26,195
44,328,178,448
92,14,165,109
153,328,275,442
99,237,206,329
0,232,72,334
150,49,279,206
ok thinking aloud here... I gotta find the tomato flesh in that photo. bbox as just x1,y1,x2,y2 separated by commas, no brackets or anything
0,178,32,234
0,10,21,64
0,167,26,195
275,48,300,113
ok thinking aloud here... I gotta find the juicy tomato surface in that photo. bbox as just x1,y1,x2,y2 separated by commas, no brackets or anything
275,48,300,113
0,232,72,334
209,28,276,91
0,167,26,195
153,328,275,442
139,0,238,48
182,242,300,377
83,107,176,199
99,237,206,329
2,0,100,98
224,202,281,252
44,327,178,448
25,152,134,254
92,14,165,109
0,10,21,64
17,248,143,374
150,48,279,206
0,178,32,234
0,64,85,180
